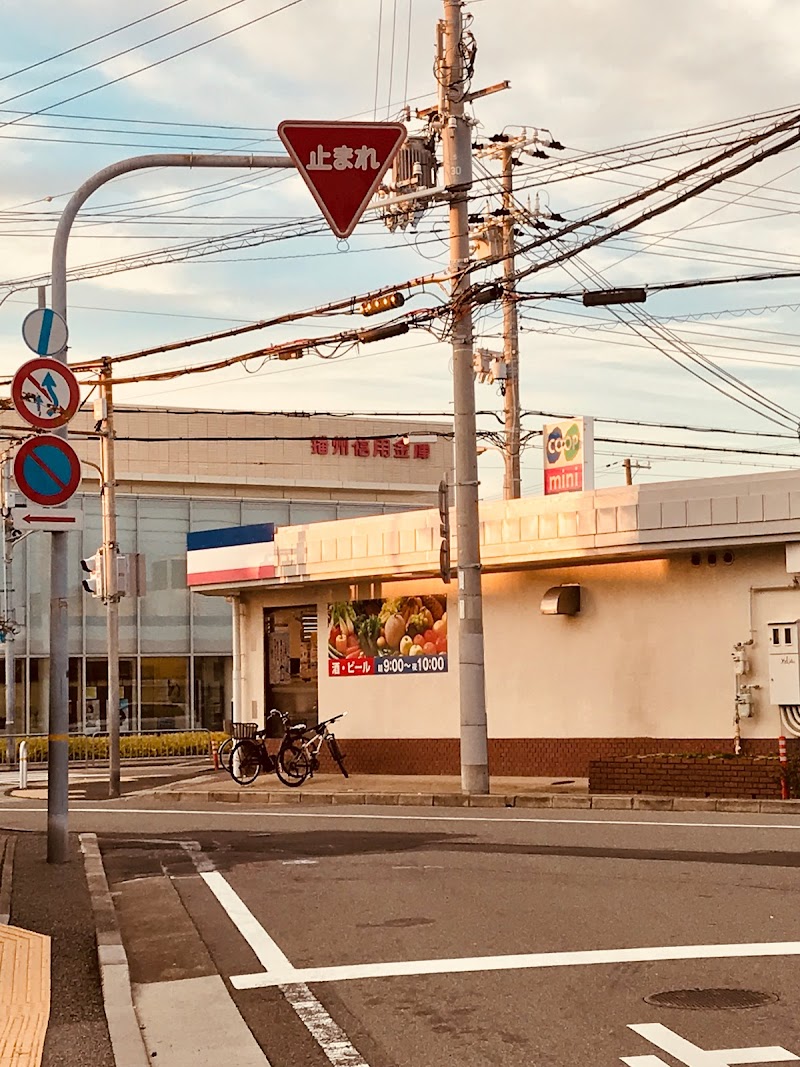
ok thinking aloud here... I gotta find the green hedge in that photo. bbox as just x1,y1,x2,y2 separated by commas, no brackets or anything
0,731,227,762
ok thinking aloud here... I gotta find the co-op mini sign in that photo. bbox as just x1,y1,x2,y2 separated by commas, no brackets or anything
542,416,594,496
9,309,83,529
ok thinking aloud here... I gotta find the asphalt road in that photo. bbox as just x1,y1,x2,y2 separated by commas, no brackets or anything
4,797,800,1065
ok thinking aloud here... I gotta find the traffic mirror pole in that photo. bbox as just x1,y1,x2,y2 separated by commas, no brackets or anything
46,152,295,862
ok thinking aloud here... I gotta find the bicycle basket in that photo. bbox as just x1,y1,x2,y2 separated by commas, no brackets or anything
231,722,259,739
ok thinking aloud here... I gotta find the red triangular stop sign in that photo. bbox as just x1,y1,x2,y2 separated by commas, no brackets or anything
278,120,407,239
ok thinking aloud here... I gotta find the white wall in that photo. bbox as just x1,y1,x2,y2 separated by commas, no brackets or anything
239,545,800,740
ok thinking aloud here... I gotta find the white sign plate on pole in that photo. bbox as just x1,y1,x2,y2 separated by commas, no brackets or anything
21,307,68,356
12,506,83,532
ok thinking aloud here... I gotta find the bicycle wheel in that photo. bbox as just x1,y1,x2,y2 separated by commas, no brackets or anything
217,736,235,773
327,736,349,779
276,741,311,787
230,739,262,785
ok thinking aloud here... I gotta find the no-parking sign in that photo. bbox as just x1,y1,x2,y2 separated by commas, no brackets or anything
13,434,81,507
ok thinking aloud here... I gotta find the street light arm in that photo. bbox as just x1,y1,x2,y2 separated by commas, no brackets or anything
50,152,294,321
44,150,295,860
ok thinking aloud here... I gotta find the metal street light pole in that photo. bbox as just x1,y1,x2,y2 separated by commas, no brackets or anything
441,0,490,794
46,152,294,862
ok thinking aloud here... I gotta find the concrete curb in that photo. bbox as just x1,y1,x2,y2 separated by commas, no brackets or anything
79,833,150,1067
153,788,800,814
0,834,15,924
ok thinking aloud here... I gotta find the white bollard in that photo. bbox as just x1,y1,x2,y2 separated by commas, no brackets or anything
18,740,27,790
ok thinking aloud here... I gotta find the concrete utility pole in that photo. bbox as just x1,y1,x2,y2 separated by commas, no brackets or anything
46,152,294,863
500,144,521,500
98,362,121,798
441,0,490,794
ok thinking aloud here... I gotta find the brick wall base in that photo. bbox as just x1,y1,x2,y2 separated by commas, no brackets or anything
309,736,799,778
589,754,786,800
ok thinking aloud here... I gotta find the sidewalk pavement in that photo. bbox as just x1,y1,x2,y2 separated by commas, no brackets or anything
6,833,115,1067
149,770,800,814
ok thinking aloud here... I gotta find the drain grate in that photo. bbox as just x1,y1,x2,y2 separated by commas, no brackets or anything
644,988,777,1011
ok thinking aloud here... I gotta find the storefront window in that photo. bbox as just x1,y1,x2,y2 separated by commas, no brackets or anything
140,657,189,732
0,658,24,732
29,659,46,735
194,656,230,731
84,659,137,734
264,607,318,728
69,658,82,733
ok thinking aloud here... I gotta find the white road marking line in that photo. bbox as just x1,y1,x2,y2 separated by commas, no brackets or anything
229,939,800,989
4,805,800,832
279,984,369,1067
180,843,295,976
184,843,370,1067
626,1022,799,1065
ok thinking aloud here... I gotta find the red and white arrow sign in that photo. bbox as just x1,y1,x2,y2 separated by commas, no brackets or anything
278,120,407,239
14,508,83,531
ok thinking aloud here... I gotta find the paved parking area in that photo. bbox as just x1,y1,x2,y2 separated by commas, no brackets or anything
92,807,800,1065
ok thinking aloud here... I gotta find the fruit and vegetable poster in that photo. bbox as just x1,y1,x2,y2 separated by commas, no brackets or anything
328,596,448,677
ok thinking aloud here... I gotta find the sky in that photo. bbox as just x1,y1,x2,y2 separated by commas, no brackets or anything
2,0,800,500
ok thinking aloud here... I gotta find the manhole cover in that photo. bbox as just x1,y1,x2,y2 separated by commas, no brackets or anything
644,988,777,1010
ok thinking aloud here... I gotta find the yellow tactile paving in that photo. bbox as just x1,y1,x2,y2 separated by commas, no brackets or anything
0,925,51,1067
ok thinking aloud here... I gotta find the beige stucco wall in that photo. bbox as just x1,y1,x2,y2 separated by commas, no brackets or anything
238,545,800,741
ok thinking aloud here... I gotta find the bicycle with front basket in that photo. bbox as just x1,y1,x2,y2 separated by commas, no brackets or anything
227,709,293,786
277,713,349,787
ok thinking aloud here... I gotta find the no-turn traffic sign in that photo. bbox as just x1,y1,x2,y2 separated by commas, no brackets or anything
11,357,80,430
13,435,82,508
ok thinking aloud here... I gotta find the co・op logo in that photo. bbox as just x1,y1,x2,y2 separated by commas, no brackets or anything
546,423,581,465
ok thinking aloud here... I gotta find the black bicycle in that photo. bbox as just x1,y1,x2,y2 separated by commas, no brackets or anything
277,713,349,787
228,709,293,786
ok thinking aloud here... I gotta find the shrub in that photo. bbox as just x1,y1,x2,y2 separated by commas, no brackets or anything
0,731,227,763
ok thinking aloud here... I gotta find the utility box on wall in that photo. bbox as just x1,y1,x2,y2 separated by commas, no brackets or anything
767,620,800,705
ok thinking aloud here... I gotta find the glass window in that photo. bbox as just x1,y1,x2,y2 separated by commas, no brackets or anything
0,657,24,733
84,659,137,735
69,657,82,733
288,503,337,525
241,501,290,527
140,657,189,732
192,590,233,654
138,499,190,654
29,659,46,735
194,656,231,731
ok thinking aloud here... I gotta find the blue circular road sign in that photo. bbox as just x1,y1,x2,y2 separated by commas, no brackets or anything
13,434,81,507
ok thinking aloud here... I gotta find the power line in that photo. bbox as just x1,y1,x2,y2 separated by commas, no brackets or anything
0,0,305,135
0,0,256,110
0,0,193,85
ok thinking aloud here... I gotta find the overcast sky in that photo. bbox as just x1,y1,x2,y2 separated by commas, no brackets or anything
2,0,800,499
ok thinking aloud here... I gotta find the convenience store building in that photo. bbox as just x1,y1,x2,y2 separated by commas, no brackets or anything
190,467,800,776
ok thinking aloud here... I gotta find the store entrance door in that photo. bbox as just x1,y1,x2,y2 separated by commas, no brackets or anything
264,606,318,731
